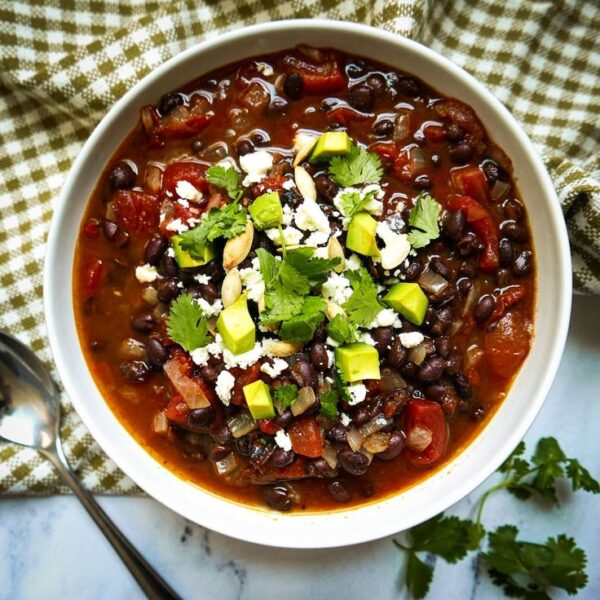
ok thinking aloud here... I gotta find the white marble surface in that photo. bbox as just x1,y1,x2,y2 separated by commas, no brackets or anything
1,295,599,600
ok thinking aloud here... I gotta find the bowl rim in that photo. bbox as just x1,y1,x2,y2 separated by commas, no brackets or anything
44,18,572,548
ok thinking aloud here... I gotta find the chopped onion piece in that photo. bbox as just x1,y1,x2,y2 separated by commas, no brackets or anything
418,269,449,295
140,106,156,136
461,282,480,317
119,338,148,361
465,344,484,369
228,412,256,439
408,342,427,366
291,386,316,416
363,432,391,454
141,286,159,306
406,425,433,452
215,453,238,476
347,426,365,452
359,448,374,463
490,179,511,201
381,367,407,391
410,146,426,174
144,164,163,193
359,413,392,438
152,411,168,434
446,319,463,337
164,359,211,409
321,443,338,469
393,111,411,142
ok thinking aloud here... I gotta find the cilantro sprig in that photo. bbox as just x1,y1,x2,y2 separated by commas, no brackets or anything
343,267,385,327
328,145,383,187
336,187,378,219
273,384,298,413
205,165,243,200
166,293,211,352
278,296,327,343
326,314,359,344
407,192,442,249
394,437,598,599
319,389,339,418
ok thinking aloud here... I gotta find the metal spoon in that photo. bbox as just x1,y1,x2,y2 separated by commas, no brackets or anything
0,331,181,600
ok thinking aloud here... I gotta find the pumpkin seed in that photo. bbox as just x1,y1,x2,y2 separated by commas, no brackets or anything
294,165,317,202
292,132,318,167
223,220,254,270
221,267,242,307
327,236,345,273
266,339,303,357
326,301,346,320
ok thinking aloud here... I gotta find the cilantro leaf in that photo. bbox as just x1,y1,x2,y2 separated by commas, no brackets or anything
326,314,359,344
205,165,242,200
273,384,298,412
404,550,433,600
278,296,327,342
328,145,383,187
343,267,385,327
178,200,247,259
407,192,442,249
336,188,378,219
566,459,600,494
284,247,340,287
530,437,567,502
166,293,211,352
483,526,588,599
499,441,527,473
319,389,339,418
334,368,352,404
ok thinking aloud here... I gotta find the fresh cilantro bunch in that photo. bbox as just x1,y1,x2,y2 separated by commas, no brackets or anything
336,187,379,219
343,267,385,327
329,145,383,187
326,314,359,344
279,296,327,343
166,294,211,352
205,165,243,200
394,436,598,599
407,192,442,249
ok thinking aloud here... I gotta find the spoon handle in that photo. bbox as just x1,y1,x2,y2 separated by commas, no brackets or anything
43,440,181,600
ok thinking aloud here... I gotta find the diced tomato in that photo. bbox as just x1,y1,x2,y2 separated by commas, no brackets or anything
162,161,209,199
82,258,103,297
288,416,324,458
435,99,485,141
252,175,288,197
369,142,398,169
424,124,446,143
258,419,280,435
403,399,448,466
140,101,213,146
165,394,189,425
326,106,371,125
113,190,160,233
230,363,262,406
83,218,100,238
282,53,346,95
489,285,526,323
393,148,414,181
447,194,499,271
466,368,481,386
484,312,531,379
451,166,488,203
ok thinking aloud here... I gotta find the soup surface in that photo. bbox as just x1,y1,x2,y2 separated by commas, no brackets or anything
74,46,535,512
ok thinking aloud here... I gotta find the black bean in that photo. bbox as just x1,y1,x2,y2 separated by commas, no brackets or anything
414,174,432,190
209,444,231,462
159,254,179,277
102,219,119,240
425,382,447,401
327,424,349,444
474,294,495,322
418,357,446,383
157,278,180,303
158,92,184,116
188,406,215,428
109,162,136,190
435,336,452,358
496,268,511,288
430,257,452,280
499,238,514,267
196,282,219,303
445,122,464,142
366,73,386,94
430,308,452,336
378,431,405,460
212,425,233,445
457,277,472,296
270,448,295,468
482,160,500,184
200,364,219,384
352,406,370,426
267,96,289,115
147,338,168,367
283,72,303,99
386,338,408,369
236,139,254,156
401,361,418,379
349,84,375,112
513,250,533,277
449,141,474,165
443,210,466,241
459,261,477,278
457,232,480,257
314,175,339,203
235,435,253,456
453,372,473,399
327,480,351,502
131,310,155,332
396,77,421,97
413,130,426,145
307,457,337,478
501,220,529,243
346,61,366,78
504,199,525,222
404,261,423,282
373,119,394,136
313,322,327,343
144,236,167,265
431,154,442,168
251,131,269,146
383,388,410,416
263,485,293,511
191,139,204,154
372,327,394,354
275,408,294,428
310,343,329,371
445,354,462,376
291,359,317,389
120,360,150,382
471,406,486,421
338,448,370,476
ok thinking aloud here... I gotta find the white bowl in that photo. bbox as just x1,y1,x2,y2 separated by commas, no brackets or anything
44,19,571,548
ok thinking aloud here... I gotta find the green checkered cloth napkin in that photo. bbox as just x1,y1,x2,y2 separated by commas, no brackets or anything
1,0,599,495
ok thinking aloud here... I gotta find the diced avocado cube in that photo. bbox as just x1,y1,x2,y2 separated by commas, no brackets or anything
335,343,381,383
249,191,283,230
383,283,429,325
243,380,275,420
172,235,215,268
346,212,380,257
310,131,353,162
216,293,256,355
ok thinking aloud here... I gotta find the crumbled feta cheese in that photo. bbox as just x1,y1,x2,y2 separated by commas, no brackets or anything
194,274,211,285
326,349,335,366
165,218,189,233
369,308,398,328
340,412,352,427
376,220,398,245
313,245,329,259
177,198,190,208
175,180,203,202
166,247,175,258
274,430,293,452
260,358,289,378
326,336,340,348
135,264,159,283
347,383,367,406
218,337,266,369
190,346,210,367
359,332,375,345
215,370,235,406
295,200,330,234
392,316,403,329
256,62,274,77
195,298,223,318
239,150,273,186
265,226,303,246
282,178,296,191
239,257,265,303
305,231,330,246
322,273,353,305
399,331,425,348
346,254,362,271
282,204,294,225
